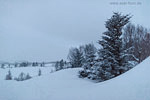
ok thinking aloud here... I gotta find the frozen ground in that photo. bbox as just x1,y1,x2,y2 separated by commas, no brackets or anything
0,57,150,100
0,66,55,80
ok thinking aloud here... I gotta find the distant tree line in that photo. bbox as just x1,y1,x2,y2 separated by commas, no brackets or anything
1,62,45,68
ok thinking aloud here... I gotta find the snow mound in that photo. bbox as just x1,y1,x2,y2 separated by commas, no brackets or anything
92,56,150,100
0,57,150,100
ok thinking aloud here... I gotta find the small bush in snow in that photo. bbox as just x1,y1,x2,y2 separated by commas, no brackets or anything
79,70,88,78
26,73,32,80
50,69,54,73
38,69,42,76
1,64,5,69
14,72,32,81
5,70,12,80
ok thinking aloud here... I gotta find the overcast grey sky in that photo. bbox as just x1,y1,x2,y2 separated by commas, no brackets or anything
0,0,150,62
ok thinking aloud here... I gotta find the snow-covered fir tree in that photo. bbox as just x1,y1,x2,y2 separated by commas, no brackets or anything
26,73,32,79
5,70,12,80
38,69,42,76
14,72,32,81
68,47,84,68
1,64,5,69
59,59,64,69
79,43,97,79
55,59,65,71
55,61,60,71
96,12,131,81
17,72,26,81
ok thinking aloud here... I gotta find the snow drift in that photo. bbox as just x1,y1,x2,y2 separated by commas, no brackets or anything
0,57,150,100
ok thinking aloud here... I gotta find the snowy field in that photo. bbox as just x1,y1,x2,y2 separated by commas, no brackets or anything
0,66,55,80
0,57,150,100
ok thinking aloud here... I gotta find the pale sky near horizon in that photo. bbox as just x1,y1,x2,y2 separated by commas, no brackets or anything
0,0,150,62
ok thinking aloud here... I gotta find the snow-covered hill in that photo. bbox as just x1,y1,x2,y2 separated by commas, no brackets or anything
0,57,150,100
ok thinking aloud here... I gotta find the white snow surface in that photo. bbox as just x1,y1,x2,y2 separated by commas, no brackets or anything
0,57,150,100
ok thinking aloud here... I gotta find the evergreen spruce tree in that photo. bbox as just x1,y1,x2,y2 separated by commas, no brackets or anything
55,61,60,71
1,64,5,69
14,72,26,81
97,12,131,80
38,69,42,76
14,72,32,81
79,43,97,79
68,47,84,68
59,59,64,69
26,73,32,79
5,70,12,80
